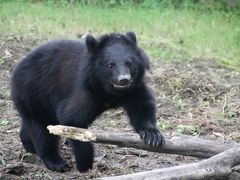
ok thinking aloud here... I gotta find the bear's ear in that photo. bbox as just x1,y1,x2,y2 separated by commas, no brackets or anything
86,34,98,52
125,32,137,45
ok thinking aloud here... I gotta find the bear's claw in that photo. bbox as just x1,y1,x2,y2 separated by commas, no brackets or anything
138,128,165,147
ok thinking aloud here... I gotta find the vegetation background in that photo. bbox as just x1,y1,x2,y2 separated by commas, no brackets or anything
1,0,240,68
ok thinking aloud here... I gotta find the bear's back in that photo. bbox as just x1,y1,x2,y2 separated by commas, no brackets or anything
11,39,87,115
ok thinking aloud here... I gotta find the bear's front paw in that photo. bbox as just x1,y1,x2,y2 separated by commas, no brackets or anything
138,128,165,147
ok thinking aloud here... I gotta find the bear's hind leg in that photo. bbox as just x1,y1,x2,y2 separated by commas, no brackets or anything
24,119,69,171
20,123,35,153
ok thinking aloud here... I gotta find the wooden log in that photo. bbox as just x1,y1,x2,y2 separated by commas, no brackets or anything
99,146,240,180
47,125,235,158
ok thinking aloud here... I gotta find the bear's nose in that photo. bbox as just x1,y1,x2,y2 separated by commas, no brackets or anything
118,74,131,86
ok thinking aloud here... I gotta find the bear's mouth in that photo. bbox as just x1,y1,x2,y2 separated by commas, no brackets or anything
112,82,132,90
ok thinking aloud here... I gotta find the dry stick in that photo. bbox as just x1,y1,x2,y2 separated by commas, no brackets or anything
222,94,227,115
99,146,240,180
47,125,235,158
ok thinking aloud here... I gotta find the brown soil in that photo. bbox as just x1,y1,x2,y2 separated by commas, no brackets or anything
0,35,239,179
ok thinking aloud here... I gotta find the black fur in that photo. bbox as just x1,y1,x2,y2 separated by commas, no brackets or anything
11,32,164,172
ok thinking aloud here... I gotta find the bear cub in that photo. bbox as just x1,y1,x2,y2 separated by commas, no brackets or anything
11,32,164,172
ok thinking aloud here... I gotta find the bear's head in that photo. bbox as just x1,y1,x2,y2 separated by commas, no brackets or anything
85,32,150,95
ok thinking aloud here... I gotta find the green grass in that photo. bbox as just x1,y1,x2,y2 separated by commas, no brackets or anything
0,1,239,68
0,118,10,126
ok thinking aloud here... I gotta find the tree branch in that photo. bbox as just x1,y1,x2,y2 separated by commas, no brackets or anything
99,146,240,180
47,125,235,158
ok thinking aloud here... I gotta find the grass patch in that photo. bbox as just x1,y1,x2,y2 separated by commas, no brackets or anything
0,1,239,68
0,118,10,126
35,170,49,178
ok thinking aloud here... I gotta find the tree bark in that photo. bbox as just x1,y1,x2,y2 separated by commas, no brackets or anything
47,125,235,158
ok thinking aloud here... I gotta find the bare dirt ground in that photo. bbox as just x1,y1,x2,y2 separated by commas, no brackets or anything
0,35,240,179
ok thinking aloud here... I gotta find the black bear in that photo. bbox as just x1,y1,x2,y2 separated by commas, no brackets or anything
11,32,164,172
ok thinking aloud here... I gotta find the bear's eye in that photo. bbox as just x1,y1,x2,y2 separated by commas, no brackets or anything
106,63,115,69
125,61,132,67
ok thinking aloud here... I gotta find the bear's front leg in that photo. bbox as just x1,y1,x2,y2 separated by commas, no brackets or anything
57,91,103,172
123,85,165,147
